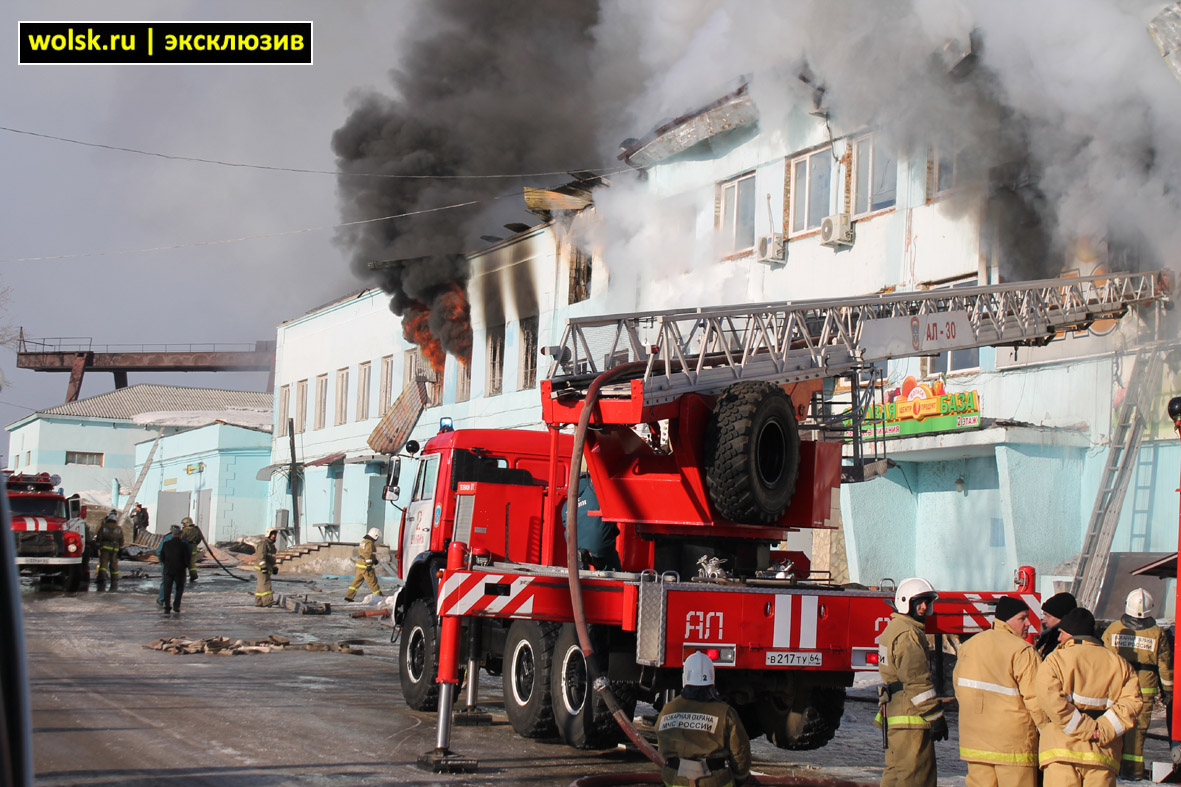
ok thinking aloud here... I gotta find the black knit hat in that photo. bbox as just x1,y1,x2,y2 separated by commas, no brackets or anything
1058,607,1096,637
1041,592,1077,619
994,596,1030,623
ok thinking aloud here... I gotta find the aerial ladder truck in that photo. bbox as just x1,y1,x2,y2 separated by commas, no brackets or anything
383,269,1171,766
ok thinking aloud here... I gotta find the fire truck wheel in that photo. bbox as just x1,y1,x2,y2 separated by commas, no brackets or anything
550,625,636,749
502,620,559,738
705,381,800,525
758,686,845,750
63,564,86,593
399,598,448,711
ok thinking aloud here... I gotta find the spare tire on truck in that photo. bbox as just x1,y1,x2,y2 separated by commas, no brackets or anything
704,381,801,525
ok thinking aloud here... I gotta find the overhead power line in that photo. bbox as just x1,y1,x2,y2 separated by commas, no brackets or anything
0,193,518,263
0,125,627,181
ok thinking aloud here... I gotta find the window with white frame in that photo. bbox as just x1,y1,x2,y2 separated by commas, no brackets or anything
519,316,539,390
404,349,441,406
314,374,328,430
486,325,505,397
719,172,756,254
790,148,832,235
456,359,471,403
925,280,980,375
853,134,897,216
295,379,308,433
334,367,349,425
277,385,290,436
65,451,103,466
931,141,979,196
379,355,394,413
356,361,371,421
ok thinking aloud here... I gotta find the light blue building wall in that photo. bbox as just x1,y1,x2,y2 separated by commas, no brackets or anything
133,423,271,542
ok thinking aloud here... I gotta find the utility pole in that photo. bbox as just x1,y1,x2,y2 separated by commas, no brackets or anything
287,419,300,545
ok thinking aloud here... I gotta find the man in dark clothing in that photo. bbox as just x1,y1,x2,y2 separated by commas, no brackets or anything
158,524,192,614
560,467,622,571
131,503,149,541
1036,592,1078,659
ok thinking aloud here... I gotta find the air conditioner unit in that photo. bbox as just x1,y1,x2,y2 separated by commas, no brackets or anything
757,233,785,263
820,213,854,248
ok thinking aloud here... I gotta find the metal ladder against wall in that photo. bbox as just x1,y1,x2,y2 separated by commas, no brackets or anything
1072,350,1165,610
1127,443,1158,553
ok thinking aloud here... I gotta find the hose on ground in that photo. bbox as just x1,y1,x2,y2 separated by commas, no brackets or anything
563,361,662,766
567,774,880,787
195,529,252,582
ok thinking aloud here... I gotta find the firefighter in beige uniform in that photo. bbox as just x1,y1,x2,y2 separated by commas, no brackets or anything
656,651,751,787
343,528,383,603
1101,588,1173,781
875,577,948,787
254,527,278,607
95,510,124,587
1035,607,1142,787
953,595,1048,787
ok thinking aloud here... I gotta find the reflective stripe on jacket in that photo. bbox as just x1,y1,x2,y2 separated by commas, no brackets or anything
657,695,751,787
953,618,1047,766
255,537,276,572
1102,619,1173,695
875,613,942,730
357,536,376,568
97,521,124,549
1035,636,1143,772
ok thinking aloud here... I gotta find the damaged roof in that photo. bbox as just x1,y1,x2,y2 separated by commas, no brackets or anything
618,82,758,169
32,384,272,421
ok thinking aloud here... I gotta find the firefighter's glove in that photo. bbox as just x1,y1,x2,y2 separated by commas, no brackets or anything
1162,692,1172,711
271,566,278,575
930,716,949,742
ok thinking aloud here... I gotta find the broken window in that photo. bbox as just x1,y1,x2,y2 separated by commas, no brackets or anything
277,385,290,436
295,379,308,433
487,324,505,397
519,316,539,390
314,374,328,430
335,367,349,426
853,134,897,216
379,354,394,413
931,141,979,196
356,361,371,421
456,358,471,403
719,172,756,253
790,148,832,235
568,247,592,304
405,349,441,406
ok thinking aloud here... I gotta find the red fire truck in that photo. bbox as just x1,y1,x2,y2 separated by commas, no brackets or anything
7,471,90,592
387,271,1169,752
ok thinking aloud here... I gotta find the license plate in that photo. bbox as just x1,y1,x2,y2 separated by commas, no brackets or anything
16,557,72,565
765,650,822,667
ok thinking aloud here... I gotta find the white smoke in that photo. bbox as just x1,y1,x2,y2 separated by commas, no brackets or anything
586,0,1181,285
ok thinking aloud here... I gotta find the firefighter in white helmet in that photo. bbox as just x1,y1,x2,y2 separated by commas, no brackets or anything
656,651,751,787
1101,588,1173,780
254,526,279,607
344,527,384,603
876,577,946,787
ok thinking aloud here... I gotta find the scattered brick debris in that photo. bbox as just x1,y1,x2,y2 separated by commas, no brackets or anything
145,635,362,656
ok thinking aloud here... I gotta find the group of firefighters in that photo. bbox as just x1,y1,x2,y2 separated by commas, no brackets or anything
880,578,1172,787
653,580,1172,787
92,508,204,590
251,525,385,607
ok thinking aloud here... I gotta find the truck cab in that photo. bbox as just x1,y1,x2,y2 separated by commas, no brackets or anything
392,425,574,612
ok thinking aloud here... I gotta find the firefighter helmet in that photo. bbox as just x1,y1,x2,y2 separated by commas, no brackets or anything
181,517,194,526
895,577,938,612
266,527,279,538
1126,588,1154,619
683,651,715,687
105,511,118,522
367,527,381,541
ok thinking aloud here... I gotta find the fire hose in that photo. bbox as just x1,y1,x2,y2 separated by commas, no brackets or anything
564,361,663,766
567,774,881,787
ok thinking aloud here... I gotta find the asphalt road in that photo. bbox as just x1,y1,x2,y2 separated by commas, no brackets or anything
19,569,1175,786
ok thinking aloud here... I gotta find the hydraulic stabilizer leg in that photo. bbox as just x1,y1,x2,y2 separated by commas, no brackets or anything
416,541,478,774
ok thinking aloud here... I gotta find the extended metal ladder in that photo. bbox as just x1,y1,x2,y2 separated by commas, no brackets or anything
1072,350,1166,610
547,271,1169,403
